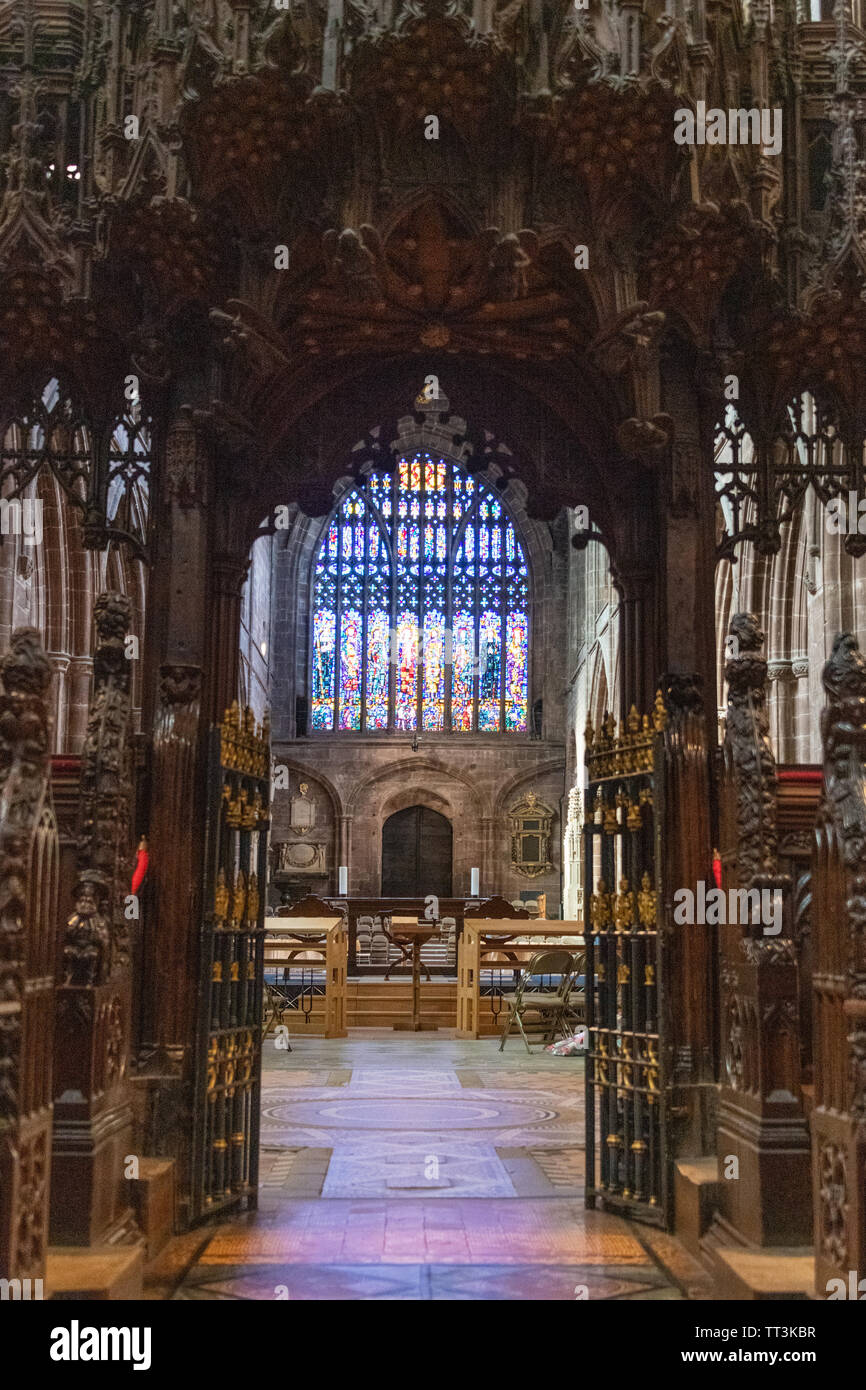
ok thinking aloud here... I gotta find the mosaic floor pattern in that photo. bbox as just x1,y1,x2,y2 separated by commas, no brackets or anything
176,1031,706,1301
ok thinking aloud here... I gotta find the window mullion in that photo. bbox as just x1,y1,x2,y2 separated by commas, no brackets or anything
499,513,506,733
388,471,397,732
361,487,369,733
416,461,422,733
445,464,453,732
334,508,343,732
473,499,480,733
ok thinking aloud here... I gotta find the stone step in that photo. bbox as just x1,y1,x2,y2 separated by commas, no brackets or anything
269,980,511,1032
128,1157,175,1262
46,1244,145,1300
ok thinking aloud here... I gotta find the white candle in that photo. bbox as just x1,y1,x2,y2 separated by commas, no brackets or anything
338,865,348,896
470,867,480,896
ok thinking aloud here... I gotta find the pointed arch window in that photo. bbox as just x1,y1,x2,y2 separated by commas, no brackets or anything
311,452,530,733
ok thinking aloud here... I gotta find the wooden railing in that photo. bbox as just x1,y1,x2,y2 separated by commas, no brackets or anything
457,899,583,1039
267,895,348,1037
811,633,866,1299
325,897,483,975
0,629,59,1291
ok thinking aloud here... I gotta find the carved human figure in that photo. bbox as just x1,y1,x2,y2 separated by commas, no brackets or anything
64,878,110,986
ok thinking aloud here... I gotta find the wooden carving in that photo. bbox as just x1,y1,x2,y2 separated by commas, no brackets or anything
819,633,866,1102
811,631,866,1293
0,629,53,1120
64,592,133,985
723,613,782,894
0,628,58,1284
464,895,529,919
711,612,808,1249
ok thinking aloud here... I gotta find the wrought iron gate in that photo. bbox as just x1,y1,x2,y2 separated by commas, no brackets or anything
191,703,270,1222
583,698,671,1226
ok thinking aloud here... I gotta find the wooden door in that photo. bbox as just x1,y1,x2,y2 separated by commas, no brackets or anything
381,806,453,897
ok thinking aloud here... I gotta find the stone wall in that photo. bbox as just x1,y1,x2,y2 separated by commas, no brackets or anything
269,737,565,908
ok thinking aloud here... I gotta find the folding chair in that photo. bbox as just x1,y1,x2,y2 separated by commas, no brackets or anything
561,950,587,1033
498,949,579,1054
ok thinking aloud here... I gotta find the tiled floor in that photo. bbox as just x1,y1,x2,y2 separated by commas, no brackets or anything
175,1030,705,1300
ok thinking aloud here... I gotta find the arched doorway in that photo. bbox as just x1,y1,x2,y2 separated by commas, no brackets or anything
381,805,453,897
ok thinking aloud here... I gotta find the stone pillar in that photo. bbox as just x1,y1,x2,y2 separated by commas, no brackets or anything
767,658,796,763
480,816,495,896
337,813,352,894
67,655,93,751
47,651,70,754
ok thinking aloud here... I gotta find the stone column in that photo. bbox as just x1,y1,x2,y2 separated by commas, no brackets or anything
480,816,495,896
47,651,70,753
337,813,352,894
67,654,94,751
767,658,796,763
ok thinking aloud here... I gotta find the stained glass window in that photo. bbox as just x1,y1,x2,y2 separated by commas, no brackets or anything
311,452,530,733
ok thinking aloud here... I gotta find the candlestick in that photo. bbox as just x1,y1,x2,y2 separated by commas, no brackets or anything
338,865,348,896
470,867,480,896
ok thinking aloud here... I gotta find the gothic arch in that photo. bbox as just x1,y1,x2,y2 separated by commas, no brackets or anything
493,758,568,821
346,755,489,821
272,758,344,822
380,786,454,821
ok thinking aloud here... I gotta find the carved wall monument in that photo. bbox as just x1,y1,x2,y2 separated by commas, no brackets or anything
509,791,554,878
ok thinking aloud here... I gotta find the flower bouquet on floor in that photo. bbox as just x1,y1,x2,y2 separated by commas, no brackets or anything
546,1028,587,1056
